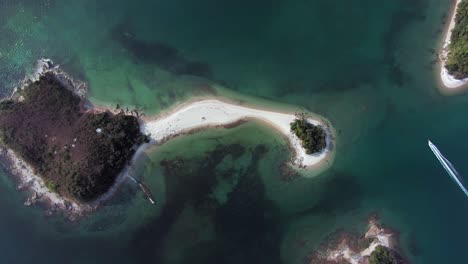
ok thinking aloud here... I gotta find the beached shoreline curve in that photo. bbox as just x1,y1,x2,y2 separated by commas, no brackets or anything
438,0,468,93
0,58,335,219
141,98,334,169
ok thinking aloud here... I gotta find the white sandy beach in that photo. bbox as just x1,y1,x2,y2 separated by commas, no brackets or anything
142,99,333,168
439,0,468,90
1,96,333,218
0,58,334,218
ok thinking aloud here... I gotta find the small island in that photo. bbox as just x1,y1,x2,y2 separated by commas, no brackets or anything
439,0,468,90
0,59,335,219
0,72,148,203
307,215,407,264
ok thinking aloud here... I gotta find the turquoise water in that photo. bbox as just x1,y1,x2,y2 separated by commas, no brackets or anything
0,0,467,263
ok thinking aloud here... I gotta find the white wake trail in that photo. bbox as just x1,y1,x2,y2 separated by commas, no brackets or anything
428,140,468,198
127,175,138,183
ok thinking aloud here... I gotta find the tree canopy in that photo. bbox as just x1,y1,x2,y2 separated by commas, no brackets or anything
446,0,468,79
290,116,326,155
369,246,405,264
0,73,149,202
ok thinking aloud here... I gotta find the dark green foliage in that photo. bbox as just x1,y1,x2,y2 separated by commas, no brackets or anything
369,246,404,264
64,112,148,201
290,116,326,154
45,179,59,193
0,73,148,203
0,100,14,111
446,0,468,79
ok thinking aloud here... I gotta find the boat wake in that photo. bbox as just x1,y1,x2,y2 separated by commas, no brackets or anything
127,175,138,183
428,140,468,198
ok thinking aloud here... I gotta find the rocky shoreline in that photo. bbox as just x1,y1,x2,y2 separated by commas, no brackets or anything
0,58,335,220
9,58,88,101
307,215,406,264
0,59,147,221
0,147,88,220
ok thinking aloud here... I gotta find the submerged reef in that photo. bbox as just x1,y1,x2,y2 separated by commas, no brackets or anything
112,22,213,79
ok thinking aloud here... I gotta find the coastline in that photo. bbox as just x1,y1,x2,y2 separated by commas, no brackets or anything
307,215,402,264
0,58,335,219
0,147,86,219
0,143,151,221
0,59,152,220
141,97,335,171
437,0,468,94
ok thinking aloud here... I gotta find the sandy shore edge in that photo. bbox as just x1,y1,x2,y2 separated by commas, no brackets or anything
1,58,335,219
438,0,468,93
141,97,334,169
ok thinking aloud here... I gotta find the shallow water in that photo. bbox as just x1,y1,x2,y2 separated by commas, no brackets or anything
0,0,467,263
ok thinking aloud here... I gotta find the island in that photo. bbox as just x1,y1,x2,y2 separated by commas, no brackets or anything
307,215,407,264
0,59,335,219
0,62,150,218
439,0,468,91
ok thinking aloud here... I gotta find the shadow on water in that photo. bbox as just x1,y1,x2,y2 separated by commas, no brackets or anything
111,22,213,79
129,144,283,264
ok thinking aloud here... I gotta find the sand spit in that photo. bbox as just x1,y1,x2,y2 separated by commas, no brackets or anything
142,99,333,168
0,59,334,219
439,0,468,91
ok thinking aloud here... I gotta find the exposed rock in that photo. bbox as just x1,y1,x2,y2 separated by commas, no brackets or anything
307,215,405,264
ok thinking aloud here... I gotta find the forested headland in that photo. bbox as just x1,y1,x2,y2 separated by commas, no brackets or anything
446,0,468,79
0,73,148,202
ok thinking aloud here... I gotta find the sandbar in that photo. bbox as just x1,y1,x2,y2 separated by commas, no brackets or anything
142,98,334,169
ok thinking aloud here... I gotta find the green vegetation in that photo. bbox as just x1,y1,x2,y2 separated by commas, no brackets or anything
290,115,326,154
45,179,59,193
0,100,14,111
446,0,468,79
0,73,149,202
369,246,404,264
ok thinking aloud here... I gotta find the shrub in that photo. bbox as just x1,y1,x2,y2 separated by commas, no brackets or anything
290,115,327,154
369,246,403,264
0,100,14,111
45,179,59,193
